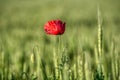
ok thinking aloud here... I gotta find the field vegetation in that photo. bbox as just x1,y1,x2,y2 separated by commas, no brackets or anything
0,0,120,80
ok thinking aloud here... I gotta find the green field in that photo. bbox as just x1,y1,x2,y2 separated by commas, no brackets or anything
0,0,120,80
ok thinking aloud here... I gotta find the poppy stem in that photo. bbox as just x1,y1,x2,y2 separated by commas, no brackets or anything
58,35,61,54
54,35,62,79
58,35,62,78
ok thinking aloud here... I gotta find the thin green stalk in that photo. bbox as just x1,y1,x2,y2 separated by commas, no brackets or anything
58,35,63,79
53,48,59,79
97,6,106,80
116,49,119,80
53,36,62,80
111,40,116,80
82,52,86,80
97,6,103,68
85,53,92,80
77,52,82,80
31,46,38,75
118,51,120,79
33,45,42,80
30,52,35,74
58,35,62,58
1,49,4,80
94,45,99,69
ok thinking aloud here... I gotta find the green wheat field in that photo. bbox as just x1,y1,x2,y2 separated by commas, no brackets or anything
0,0,120,80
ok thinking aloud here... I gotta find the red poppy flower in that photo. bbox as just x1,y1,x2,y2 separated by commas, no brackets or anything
44,20,65,35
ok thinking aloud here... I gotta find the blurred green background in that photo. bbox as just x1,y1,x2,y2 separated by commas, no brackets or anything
0,0,120,79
